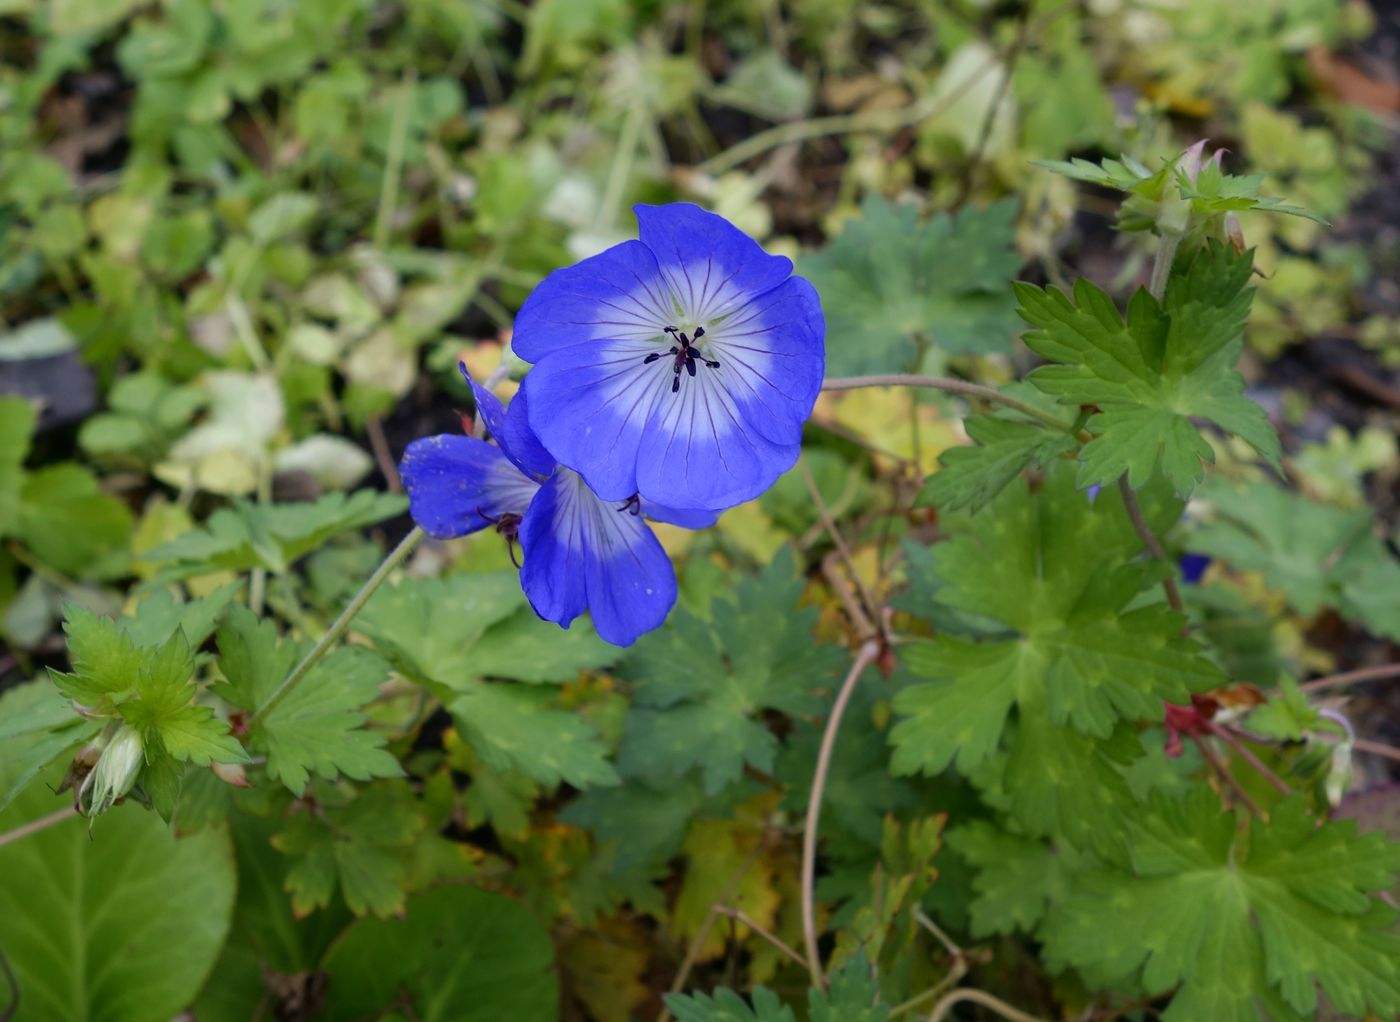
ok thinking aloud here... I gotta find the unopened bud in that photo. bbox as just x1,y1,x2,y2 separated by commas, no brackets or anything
79,725,144,818
1223,212,1246,253
1175,139,1225,187
210,761,252,788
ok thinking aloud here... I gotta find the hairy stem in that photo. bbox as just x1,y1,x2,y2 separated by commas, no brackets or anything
252,526,424,723
1117,475,1184,614
1148,230,1182,302
1301,663,1400,693
822,375,1073,433
802,640,881,989
711,904,809,971
1191,734,1264,817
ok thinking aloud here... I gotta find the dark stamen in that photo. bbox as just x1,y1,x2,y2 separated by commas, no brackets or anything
645,325,721,393
617,494,641,516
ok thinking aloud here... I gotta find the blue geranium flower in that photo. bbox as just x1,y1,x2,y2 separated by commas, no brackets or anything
512,203,825,512
399,367,716,647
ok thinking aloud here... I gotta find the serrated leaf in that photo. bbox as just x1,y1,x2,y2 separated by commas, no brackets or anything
616,550,843,794
1043,792,1400,1022
810,950,889,1022
0,681,100,813
49,604,146,705
118,629,248,766
918,415,1078,513
1016,243,1281,496
18,463,133,577
891,466,1221,778
145,490,407,575
665,987,796,1022
1191,477,1400,641
272,781,424,918
320,884,557,1022
359,572,616,686
216,606,401,794
449,683,618,789
798,196,1022,374
945,822,1073,937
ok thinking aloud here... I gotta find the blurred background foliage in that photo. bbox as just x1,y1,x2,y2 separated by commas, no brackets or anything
1,0,1398,1020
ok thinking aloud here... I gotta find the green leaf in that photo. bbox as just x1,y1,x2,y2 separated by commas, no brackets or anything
617,550,843,794
272,781,424,917
0,754,236,1022
1043,791,1400,1022
118,629,248,766
49,603,146,705
18,463,133,577
944,822,1073,937
798,196,1022,375
450,683,619,789
0,681,99,813
665,987,796,1022
1016,243,1281,496
216,606,402,794
917,415,1078,513
359,572,616,686
145,490,407,575
1190,477,1400,641
0,395,35,538
810,950,889,1022
891,466,1221,776
321,884,558,1022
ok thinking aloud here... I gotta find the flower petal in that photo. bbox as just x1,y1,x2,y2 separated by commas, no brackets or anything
459,363,555,478
520,338,671,502
520,470,677,647
641,499,720,530
633,365,800,510
400,435,540,539
634,203,794,322
707,275,825,446
511,240,671,361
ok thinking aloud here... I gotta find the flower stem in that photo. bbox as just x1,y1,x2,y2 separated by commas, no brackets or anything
802,639,881,990
928,988,1047,1022
1116,475,1184,614
822,375,1074,433
1211,723,1292,797
0,806,77,850
252,526,424,723
1300,663,1400,693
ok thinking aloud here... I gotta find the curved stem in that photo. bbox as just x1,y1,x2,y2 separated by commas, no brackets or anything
252,526,424,723
1300,663,1400,693
1211,723,1291,796
802,640,880,989
929,988,1048,1022
822,375,1073,432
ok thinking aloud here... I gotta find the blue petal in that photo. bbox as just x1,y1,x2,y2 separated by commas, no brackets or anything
634,368,802,510
520,339,665,502
641,499,720,530
400,435,541,539
634,203,794,320
519,470,677,647
511,240,671,361
458,363,555,478
707,275,825,447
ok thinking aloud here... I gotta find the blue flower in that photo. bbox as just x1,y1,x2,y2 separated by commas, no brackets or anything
399,367,716,647
512,203,825,511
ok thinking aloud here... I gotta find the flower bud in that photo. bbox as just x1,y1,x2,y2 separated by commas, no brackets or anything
79,725,144,818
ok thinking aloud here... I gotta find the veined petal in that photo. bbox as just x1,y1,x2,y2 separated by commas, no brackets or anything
706,275,825,446
521,338,672,502
459,363,555,478
520,470,677,647
401,435,541,539
511,240,672,360
635,203,794,322
634,366,800,511
641,499,720,530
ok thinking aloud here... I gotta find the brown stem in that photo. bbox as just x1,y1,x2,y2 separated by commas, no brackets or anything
802,456,882,640
1354,738,1400,763
822,375,1073,432
802,640,881,989
1211,724,1292,796
1117,475,1184,614
1191,734,1263,817
928,988,1048,1022
711,905,809,972
366,415,402,493
0,806,77,850
1300,663,1400,693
